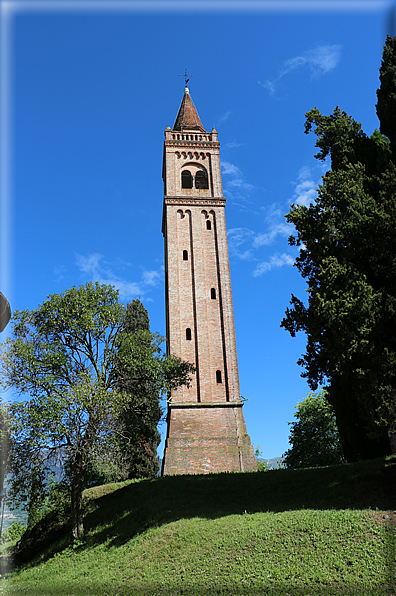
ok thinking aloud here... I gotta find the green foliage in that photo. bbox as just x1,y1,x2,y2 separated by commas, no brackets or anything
376,35,396,151
283,391,345,469
7,457,396,595
0,283,194,538
254,445,269,471
114,300,162,479
1,521,25,544
282,37,396,461
0,403,10,507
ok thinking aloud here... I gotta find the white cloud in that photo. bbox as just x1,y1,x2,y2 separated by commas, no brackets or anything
222,161,242,177
221,160,254,192
227,228,255,260
75,253,162,300
216,110,231,126
261,44,342,94
281,44,341,77
259,79,276,95
253,202,293,246
253,253,295,277
142,269,162,287
291,166,318,207
253,222,291,247
223,140,244,149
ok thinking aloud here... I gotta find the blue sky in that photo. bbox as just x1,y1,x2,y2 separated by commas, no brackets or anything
1,0,394,460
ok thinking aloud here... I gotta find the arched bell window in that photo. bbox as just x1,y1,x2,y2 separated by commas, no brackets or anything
195,170,209,189
181,170,193,189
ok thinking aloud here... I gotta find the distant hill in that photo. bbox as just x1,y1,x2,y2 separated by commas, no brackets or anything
258,457,285,470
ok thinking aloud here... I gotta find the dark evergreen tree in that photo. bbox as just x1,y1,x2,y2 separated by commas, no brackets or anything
376,35,396,154
282,37,396,461
115,300,162,479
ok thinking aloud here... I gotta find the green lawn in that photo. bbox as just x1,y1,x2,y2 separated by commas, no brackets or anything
2,456,395,595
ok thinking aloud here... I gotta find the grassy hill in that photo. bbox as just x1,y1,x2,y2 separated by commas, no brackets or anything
2,456,395,595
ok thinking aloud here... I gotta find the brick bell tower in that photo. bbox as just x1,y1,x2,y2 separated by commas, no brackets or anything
161,84,257,475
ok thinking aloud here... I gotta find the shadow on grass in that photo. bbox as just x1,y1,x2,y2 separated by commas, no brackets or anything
12,456,395,572
84,456,395,551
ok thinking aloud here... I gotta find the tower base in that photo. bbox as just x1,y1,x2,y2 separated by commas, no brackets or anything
162,402,258,475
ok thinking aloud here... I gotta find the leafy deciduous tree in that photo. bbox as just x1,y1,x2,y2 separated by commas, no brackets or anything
0,283,194,538
283,391,345,469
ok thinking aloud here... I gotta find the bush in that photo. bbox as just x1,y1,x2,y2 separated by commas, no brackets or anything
1,521,25,543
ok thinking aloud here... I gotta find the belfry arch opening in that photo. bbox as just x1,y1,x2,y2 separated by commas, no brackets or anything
181,170,193,189
195,170,209,189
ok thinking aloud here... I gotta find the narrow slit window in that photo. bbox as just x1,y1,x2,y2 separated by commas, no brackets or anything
186,328,192,341
206,220,212,230
195,170,209,189
181,170,193,189
216,370,222,384
183,250,188,261
211,288,216,299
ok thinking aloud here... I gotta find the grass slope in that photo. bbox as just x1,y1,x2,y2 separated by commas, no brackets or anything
3,456,396,595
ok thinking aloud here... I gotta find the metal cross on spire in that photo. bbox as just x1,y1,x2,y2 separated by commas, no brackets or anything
179,69,192,86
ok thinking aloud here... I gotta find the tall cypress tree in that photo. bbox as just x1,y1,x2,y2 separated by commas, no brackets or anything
115,299,161,478
377,35,396,154
282,37,396,461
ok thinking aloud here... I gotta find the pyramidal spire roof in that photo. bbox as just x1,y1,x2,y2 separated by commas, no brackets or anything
173,87,206,133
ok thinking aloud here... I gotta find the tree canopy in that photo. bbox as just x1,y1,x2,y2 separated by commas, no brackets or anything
0,283,194,538
86,299,163,484
281,36,396,461
283,391,345,469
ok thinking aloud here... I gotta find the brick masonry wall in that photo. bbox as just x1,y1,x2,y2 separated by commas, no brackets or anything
162,121,257,475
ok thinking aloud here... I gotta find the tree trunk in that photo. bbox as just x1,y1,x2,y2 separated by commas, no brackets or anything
27,466,41,529
330,376,391,461
71,459,84,539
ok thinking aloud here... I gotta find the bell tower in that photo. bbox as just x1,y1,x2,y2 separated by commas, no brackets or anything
161,85,257,475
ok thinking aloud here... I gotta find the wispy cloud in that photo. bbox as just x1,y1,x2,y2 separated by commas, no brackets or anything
281,45,341,77
216,110,231,126
75,253,162,300
223,140,245,149
254,203,292,246
227,228,255,260
222,160,254,191
227,201,292,263
253,253,295,277
260,44,342,95
291,166,319,207
227,165,320,275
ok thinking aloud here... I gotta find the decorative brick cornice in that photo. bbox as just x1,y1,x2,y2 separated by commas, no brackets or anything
168,401,244,409
164,197,226,207
165,140,220,149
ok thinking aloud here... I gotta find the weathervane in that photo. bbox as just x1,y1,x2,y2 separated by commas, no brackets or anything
179,69,192,86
